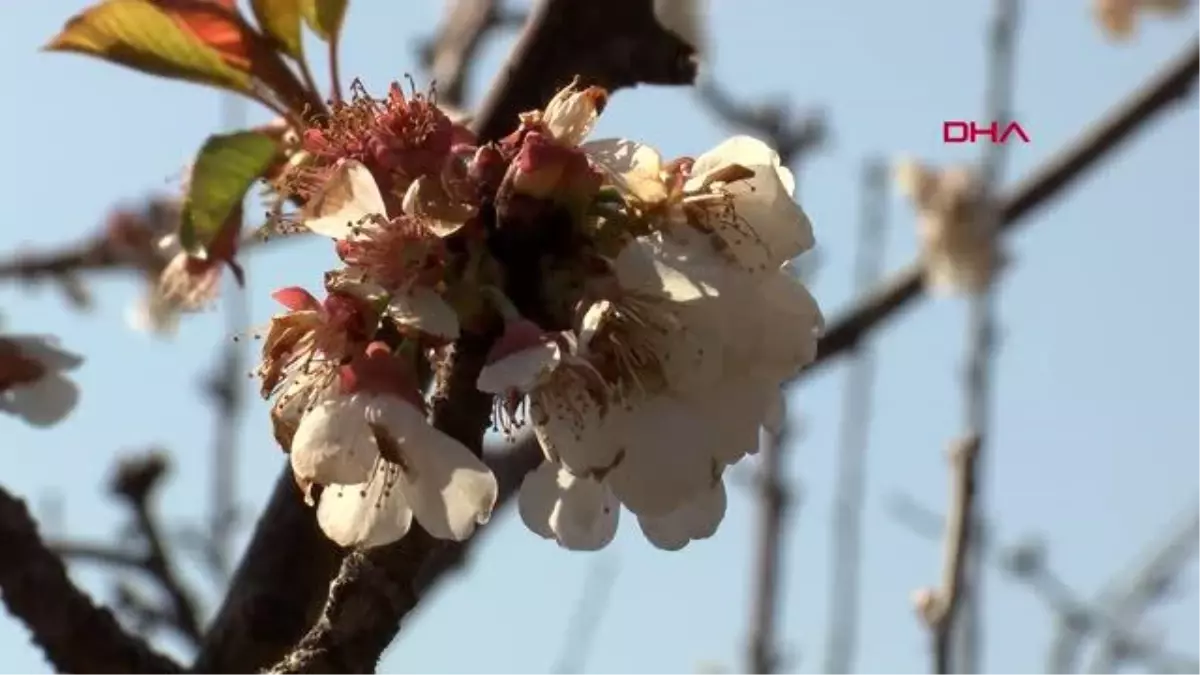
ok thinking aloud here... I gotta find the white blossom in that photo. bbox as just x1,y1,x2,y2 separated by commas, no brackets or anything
492,134,822,537
303,160,460,340
310,394,498,547
0,335,82,427
127,234,220,336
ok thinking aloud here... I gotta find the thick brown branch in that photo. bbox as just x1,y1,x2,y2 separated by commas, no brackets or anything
470,0,698,140
0,485,183,674
191,469,342,673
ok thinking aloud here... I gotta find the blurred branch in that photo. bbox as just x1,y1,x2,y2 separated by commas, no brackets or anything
915,435,982,673
890,494,1200,674
746,421,793,674
814,36,1199,371
552,556,621,674
822,158,889,674
107,451,206,648
417,0,527,109
0,483,183,673
949,1,1022,671
695,78,828,169
470,0,698,141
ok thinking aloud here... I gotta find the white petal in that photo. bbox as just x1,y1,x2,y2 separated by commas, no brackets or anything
637,479,727,550
290,395,379,486
387,287,460,340
532,386,621,474
517,462,560,540
689,135,783,186
373,397,499,541
613,238,718,302
477,342,561,394
604,394,716,516
689,136,814,268
582,138,669,205
304,160,388,239
316,464,414,548
550,470,619,551
1,373,79,427
754,271,824,378
686,373,770,464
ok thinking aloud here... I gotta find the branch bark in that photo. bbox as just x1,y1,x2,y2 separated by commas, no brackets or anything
0,485,184,674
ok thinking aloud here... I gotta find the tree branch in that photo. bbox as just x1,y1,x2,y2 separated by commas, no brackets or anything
470,0,698,140
418,0,525,109
0,484,184,674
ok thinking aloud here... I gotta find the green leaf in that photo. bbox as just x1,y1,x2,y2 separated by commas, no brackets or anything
180,131,280,257
250,0,304,59
45,0,250,94
300,0,348,42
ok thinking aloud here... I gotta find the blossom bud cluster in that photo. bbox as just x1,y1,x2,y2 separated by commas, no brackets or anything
251,77,824,551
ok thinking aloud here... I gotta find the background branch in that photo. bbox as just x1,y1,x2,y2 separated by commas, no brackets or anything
0,484,183,673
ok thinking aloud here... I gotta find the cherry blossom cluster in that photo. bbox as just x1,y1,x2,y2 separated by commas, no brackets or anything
255,78,824,551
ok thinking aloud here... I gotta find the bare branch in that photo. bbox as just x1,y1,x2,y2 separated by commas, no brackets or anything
746,422,794,674
695,78,829,169
814,36,1199,372
0,484,184,673
914,435,982,673
470,0,698,140
108,452,206,648
552,556,621,674
822,158,890,674
417,0,526,108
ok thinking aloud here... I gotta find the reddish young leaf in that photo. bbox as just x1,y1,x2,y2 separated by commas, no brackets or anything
151,0,257,70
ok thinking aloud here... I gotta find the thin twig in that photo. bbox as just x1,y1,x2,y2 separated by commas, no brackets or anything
890,494,1200,674
0,484,183,673
695,78,828,169
747,421,792,674
418,0,526,108
822,158,889,674
552,556,621,674
917,435,982,673
109,452,205,647
948,1,1022,672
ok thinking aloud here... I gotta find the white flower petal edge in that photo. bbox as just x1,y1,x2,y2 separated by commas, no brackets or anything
372,397,499,542
518,462,619,551
637,479,727,551
477,342,561,395
304,160,388,239
582,138,669,205
688,135,815,269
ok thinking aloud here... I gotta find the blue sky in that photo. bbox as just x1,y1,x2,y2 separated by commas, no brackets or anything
0,1,1197,673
